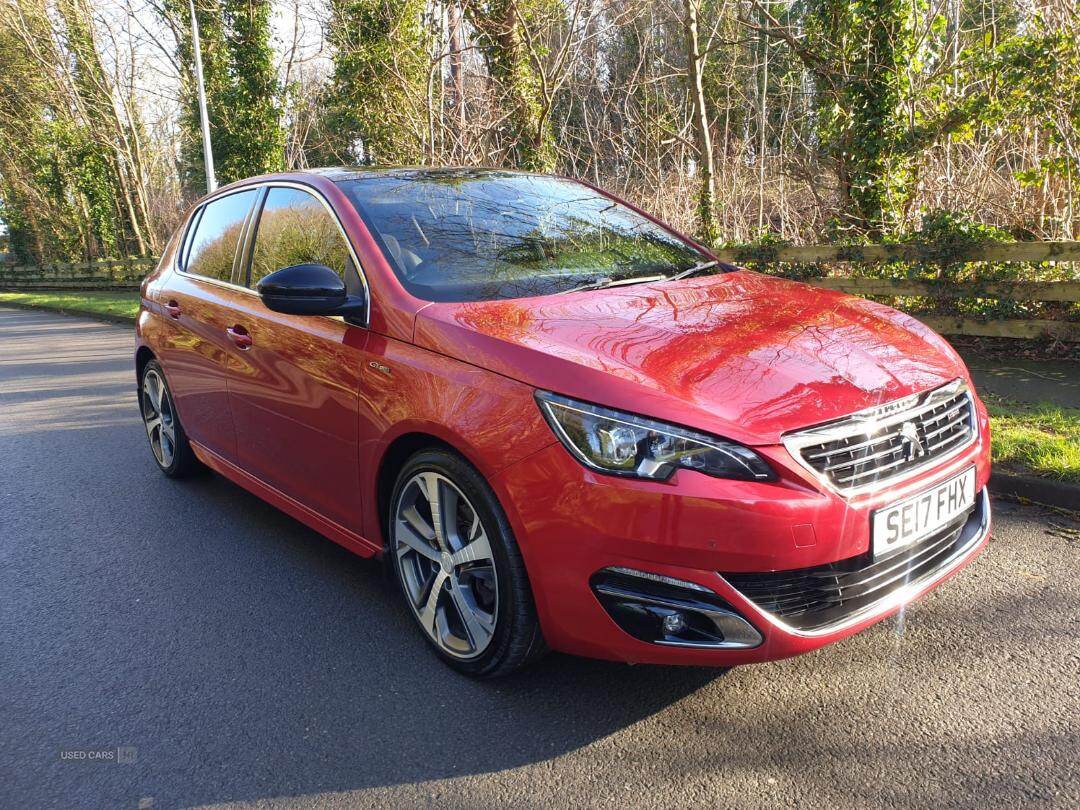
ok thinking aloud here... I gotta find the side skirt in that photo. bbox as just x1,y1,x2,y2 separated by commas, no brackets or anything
190,440,381,560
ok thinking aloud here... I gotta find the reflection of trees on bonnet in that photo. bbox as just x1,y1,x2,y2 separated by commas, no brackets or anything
251,188,351,284
449,270,948,436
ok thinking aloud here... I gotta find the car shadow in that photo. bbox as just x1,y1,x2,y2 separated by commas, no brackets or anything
0,308,726,808
142,470,726,806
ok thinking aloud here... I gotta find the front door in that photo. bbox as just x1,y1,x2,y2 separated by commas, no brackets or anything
223,185,369,533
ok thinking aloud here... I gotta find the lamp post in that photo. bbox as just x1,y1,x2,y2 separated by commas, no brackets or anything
189,0,216,193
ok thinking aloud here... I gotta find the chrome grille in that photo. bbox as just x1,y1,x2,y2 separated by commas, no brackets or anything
783,380,977,495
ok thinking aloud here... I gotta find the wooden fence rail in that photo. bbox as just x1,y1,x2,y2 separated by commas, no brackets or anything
805,277,1080,302
711,241,1080,264
0,257,156,290
1,244,1078,340
710,240,1080,342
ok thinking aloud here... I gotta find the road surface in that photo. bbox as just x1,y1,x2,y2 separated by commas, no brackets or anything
1,307,1077,809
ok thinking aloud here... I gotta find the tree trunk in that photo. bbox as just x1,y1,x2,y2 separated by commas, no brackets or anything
466,0,555,171
449,2,467,160
683,0,717,245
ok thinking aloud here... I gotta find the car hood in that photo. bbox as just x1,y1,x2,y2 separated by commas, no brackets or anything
412,271,969,446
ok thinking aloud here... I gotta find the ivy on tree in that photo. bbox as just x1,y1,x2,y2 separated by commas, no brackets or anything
164,0,284,190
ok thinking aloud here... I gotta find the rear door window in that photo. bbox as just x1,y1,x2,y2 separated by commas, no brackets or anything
247,187,354,287
184,190,258,283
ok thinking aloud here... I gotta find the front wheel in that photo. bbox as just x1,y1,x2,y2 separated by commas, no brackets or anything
388,449,546,677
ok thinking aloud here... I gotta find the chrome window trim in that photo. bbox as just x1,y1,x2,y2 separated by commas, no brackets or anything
173,179,371,328
781,379,978,498
720,488,990,639
233,185,268,285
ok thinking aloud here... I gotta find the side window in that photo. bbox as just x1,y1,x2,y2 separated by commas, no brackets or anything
249,187,352,286
184,190,257,282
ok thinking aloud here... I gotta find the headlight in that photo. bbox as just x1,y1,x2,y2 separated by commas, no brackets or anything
536,391,776,482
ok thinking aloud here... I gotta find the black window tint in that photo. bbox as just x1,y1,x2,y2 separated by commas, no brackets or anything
249,187,351,286
184,190,257,282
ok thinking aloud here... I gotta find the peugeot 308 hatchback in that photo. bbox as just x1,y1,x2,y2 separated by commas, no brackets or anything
135,168,991,677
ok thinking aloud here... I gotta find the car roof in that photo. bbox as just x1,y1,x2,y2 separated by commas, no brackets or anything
302,166,551,183
195,166,575,216
205,166,556,203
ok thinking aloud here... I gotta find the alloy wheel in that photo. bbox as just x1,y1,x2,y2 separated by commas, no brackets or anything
141,368,177,468
393,471,499,659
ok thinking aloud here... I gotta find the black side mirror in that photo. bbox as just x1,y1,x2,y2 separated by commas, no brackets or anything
256,263,366,318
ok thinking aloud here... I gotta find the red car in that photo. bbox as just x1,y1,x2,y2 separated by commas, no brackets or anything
135,168,991,677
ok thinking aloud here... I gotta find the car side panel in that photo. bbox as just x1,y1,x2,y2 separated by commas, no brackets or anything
355,334,558,549
222,296,369,533
187,436,381,559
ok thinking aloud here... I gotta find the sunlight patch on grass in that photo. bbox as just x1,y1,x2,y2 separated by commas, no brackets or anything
986,395,1080,483
0,290,140,320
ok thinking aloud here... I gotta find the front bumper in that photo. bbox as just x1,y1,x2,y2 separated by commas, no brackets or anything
492,412,992,666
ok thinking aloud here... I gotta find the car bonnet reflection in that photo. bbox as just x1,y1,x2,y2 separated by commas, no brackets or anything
420,271,962,443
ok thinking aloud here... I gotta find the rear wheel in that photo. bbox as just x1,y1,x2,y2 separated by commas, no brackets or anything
388,449,546,677
140,360,199,478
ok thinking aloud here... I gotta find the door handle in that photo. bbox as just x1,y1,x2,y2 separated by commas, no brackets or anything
226,325,252,350
164,300,181,319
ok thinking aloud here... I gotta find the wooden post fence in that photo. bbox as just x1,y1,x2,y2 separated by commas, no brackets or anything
0,257,157,290
711,241,1080,342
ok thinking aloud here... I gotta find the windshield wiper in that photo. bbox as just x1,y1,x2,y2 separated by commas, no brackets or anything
559,274,668,295
664,259,719,283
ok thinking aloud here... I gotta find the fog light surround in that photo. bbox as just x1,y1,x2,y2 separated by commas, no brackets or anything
590,567,762,649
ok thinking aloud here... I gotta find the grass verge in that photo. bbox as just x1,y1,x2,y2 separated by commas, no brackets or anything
0,290,139,321
986,394,1080,483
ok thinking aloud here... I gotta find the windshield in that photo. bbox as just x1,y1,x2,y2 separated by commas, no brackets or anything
336,171,711,302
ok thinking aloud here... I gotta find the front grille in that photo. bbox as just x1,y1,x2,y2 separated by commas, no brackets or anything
783,380,976,495
722,498,983,631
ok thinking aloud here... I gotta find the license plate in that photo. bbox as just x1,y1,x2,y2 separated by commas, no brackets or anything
872,467,976,557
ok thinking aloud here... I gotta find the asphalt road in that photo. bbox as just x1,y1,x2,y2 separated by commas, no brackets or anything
1,306,1078,810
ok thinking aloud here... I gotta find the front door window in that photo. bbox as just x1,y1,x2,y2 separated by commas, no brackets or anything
247,187,357,292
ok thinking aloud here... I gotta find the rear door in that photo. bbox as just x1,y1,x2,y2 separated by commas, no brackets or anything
222,185,370,532
155,188,260,462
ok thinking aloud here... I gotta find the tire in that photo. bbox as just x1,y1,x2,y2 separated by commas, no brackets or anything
139,359,200,478
388,448,547,677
